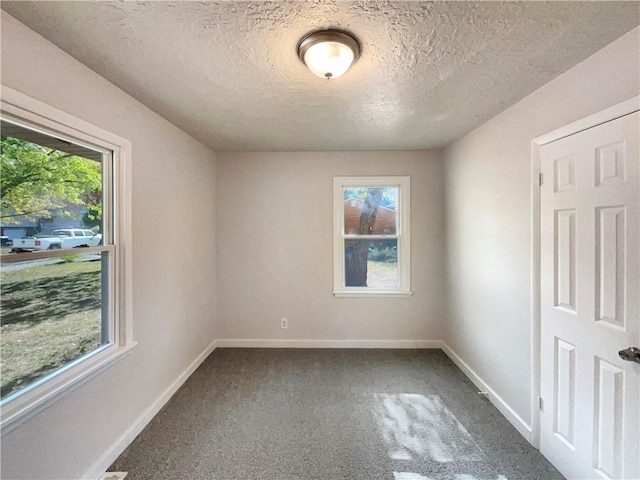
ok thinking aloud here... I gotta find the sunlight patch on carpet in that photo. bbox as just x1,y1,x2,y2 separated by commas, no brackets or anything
374,393,483,463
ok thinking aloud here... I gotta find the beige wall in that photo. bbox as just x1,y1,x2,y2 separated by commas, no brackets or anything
1,12,217,480
443,27,640,427
216,151,447,343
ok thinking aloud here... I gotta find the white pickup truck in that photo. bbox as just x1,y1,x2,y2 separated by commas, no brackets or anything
11,229,102,252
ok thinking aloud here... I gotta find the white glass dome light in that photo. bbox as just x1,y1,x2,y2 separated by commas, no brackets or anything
298,30,361,80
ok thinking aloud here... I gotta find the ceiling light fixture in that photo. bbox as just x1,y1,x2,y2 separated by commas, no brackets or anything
297,29,361,80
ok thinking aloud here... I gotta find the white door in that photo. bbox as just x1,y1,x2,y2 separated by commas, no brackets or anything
540,111,639,480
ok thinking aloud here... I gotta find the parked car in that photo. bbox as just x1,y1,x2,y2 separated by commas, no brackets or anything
0,236,13,247
11,229,102,252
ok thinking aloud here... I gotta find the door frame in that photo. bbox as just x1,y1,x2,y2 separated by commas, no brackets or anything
529,95,639,449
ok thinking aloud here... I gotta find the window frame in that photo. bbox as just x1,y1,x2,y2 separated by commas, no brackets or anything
333,176,411,297
0,86,135,433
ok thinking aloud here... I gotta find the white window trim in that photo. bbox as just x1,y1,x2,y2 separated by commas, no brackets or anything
333,176,411,297
0,86,135,434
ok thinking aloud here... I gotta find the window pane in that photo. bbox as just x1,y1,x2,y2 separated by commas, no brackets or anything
343,187,397,235
0,252,108,399
345,239,398,287
1,121,104,255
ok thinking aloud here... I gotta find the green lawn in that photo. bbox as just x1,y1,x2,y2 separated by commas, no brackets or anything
1,259,102,398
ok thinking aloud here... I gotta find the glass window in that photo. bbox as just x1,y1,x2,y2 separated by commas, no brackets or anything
1,254,107,398
345,238,398,287
1,122,110,400
0,87,133,431
333,177,411,297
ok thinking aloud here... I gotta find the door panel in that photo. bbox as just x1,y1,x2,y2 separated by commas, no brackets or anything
540,111,639,479
594,357,624,479
595,206,625,328
553,337,576,447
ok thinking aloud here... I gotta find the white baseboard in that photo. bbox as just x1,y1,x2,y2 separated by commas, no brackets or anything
440,342,533,443
83,339,218,480
216,339,444,349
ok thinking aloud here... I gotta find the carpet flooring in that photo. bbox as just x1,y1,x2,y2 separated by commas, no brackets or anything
110,348,564,480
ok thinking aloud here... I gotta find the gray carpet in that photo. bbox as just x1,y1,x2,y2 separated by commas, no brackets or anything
110,349,564,480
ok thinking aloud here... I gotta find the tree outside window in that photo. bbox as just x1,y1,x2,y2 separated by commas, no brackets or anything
334,177,411,297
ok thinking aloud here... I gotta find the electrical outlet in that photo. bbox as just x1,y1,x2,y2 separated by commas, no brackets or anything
280,318,288,329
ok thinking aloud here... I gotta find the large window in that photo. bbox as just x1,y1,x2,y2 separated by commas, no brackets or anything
333,176,411,297
0,87,133,431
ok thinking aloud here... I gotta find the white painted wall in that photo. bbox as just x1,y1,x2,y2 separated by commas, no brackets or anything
443,27,640,427
216,151,447,344
1,13,217,480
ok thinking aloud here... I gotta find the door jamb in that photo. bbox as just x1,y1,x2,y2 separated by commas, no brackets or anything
529,96,639,449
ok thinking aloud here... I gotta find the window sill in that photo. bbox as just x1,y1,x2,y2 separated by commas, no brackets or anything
333,291,413,298
1,341,137,435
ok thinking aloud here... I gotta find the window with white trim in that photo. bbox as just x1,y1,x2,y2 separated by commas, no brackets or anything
0,87,134,431
333,176,411,297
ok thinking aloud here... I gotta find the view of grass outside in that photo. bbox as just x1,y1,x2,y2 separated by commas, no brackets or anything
367,261,398,287
367,241,398,287
0,257,102,399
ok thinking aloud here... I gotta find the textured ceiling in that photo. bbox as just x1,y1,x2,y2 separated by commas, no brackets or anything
2,1,638,151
